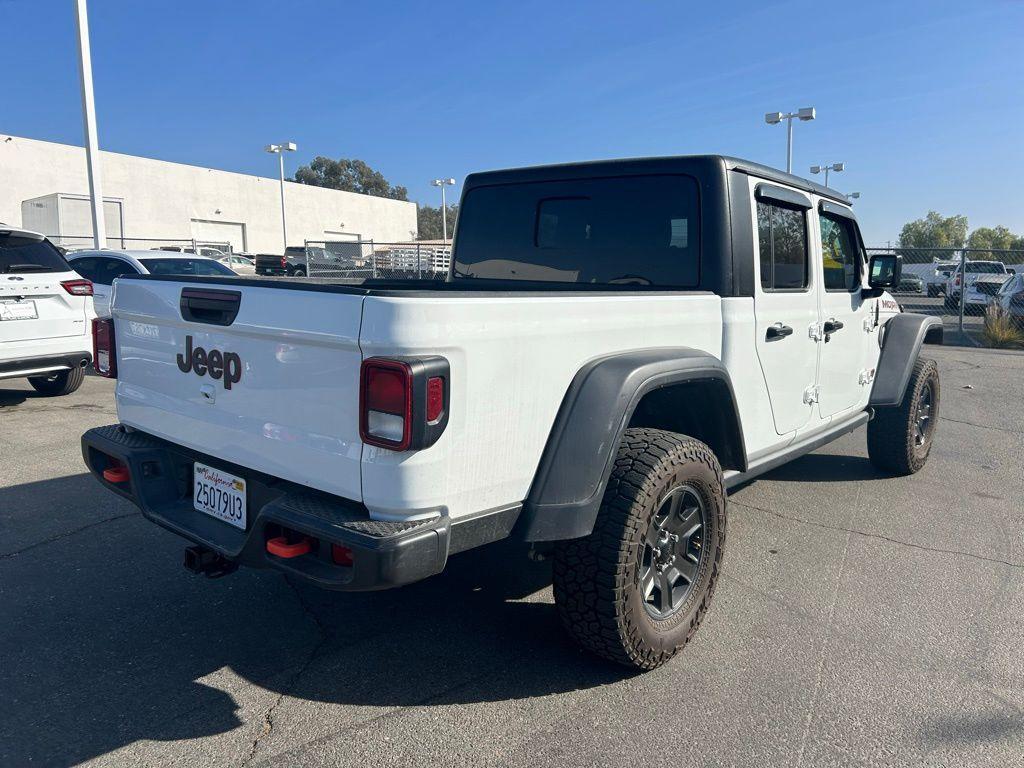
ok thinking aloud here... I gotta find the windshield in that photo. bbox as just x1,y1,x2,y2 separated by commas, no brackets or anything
966,262,1005,274
139,258,236,277
0,234,72,274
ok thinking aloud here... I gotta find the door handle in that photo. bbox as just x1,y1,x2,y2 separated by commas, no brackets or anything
766,323,794,340
823,318,845,334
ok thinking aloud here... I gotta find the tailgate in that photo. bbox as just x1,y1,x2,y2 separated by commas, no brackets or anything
0,271,86,343
112,278,365,501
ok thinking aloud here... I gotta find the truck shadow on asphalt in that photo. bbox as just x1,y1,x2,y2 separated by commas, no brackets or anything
0,476,629,766
760,452,884,483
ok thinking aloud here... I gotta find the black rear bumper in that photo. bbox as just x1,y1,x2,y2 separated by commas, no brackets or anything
81,425,519,590
0,351,91,377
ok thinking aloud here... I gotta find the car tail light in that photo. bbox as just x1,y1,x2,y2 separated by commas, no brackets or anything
361,360,412,449
954,275,961,287
92,317,117,378
359,356,449,451
61,279,93,296
280,256,287,269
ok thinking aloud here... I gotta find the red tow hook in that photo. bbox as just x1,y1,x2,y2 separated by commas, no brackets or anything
266,536,313,558
102,460,130,484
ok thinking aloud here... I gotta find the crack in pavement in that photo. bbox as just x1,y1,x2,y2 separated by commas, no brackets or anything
245,576,331,765
730,500,1024,569
252,646,539,767
0,511,139,560
939,415,1024,435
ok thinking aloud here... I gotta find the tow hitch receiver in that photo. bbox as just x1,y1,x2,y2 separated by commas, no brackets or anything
184,545,238,578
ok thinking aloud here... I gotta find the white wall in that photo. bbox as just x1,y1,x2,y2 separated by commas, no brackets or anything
0,134,418,252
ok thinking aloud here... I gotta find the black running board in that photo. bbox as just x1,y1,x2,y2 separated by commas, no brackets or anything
724,410,872,490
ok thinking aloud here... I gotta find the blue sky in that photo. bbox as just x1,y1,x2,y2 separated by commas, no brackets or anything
2,0,1022,244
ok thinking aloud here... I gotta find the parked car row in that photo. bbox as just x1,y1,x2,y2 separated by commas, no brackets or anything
944,260,1015,312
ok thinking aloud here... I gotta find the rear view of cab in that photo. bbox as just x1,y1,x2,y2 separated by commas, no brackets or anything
0,227,94,396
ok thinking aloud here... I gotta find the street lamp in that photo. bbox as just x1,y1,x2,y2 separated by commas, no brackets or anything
431,178,456,241
765,107,815,173
265,142,297,250
75,0,106,249
810,162,844,188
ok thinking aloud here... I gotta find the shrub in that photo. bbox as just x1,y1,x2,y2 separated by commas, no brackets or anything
981,303,1024,348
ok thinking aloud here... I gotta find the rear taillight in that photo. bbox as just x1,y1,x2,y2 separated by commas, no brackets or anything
361,360,413,450
280,256,287,269
954,275,961,286
359,357,449,451
92,317,117,378
61,279,93,296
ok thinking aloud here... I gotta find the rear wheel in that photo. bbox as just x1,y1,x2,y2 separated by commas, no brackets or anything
292,267,306,277
867,357,939,475
28,366,85,397
552,428,726,670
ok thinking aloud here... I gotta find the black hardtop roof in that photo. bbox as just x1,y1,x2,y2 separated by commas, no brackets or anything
463,154,851,205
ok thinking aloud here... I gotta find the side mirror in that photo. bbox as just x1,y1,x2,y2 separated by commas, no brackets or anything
1008,268,1016,275
864,253,902,298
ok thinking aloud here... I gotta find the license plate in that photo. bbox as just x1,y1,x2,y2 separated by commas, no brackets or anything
0,300,38,321
193,462,247,530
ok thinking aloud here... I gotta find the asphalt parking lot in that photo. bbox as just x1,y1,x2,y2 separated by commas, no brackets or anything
1,344,1022,768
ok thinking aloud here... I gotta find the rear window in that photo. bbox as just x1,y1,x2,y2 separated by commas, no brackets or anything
0,234,71,274
452,175,700,287
139,258,236,277
966,262,1005,274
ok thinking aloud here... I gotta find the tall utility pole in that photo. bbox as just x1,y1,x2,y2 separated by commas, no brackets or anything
431,178,456,241
810,162,845,188
764,107,816,173
74,0,106,248
265,142,297,250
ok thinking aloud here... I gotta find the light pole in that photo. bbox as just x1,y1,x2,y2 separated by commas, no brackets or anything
431,178,456,241
810,162,844,188
74,0,106,249
265,142,296,250
764,107,816,173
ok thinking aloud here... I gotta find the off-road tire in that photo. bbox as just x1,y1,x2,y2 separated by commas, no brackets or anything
867,357,939,475
552,428,726,670
28,366,85,397
292,267,306,277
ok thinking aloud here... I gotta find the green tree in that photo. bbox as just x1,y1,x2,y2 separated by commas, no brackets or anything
966,225,1018,260
897,211,968,263
293,157,408,201
417,204,458,241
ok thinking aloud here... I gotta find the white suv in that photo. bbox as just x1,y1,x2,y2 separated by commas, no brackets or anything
1,226,95,396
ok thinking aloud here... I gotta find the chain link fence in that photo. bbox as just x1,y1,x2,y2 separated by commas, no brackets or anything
48,235,234,257
302,240,451,280
867,247,1024,343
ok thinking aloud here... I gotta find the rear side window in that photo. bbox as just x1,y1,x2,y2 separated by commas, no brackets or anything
819,212,861,291
757,200,808,290
453,175,700,287
73,257,138,285
0,234,71,274
139,258,236,277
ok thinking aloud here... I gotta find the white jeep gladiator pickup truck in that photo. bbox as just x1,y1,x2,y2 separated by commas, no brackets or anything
82,156,942,669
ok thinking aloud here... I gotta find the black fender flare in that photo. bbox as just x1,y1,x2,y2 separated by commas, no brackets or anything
869,313,943,407
517,347,745,542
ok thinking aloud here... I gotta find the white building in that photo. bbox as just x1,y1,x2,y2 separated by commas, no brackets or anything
0,134,418,253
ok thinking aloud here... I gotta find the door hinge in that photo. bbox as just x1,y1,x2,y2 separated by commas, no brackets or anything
858,368,876,386
808,322,823,342
802,385,820,405
863,316,875,333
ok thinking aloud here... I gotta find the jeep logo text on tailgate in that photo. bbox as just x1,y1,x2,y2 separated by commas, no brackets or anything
177,335,242,390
